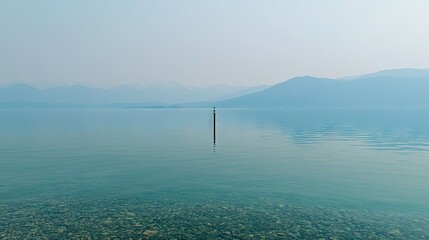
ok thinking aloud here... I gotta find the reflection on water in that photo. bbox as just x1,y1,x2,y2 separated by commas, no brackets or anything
0,109,428,239
222,109,429,151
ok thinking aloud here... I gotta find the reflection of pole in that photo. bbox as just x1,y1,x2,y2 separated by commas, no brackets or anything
213,107,216,143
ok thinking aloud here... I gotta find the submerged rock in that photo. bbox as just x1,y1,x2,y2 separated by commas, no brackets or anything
388,229,401,235
126,212,136,217
143,229,158,237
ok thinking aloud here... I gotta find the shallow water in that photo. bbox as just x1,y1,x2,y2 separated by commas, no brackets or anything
1,109,428,239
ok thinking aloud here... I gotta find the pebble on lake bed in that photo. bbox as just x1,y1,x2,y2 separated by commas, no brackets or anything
126,212,136,217
143,230,158,237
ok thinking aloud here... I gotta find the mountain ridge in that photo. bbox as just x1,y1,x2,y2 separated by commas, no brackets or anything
2,68,429,108
0,82,266,107
214,68,429,108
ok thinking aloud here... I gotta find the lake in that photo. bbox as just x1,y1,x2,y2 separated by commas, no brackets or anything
0,109,428,239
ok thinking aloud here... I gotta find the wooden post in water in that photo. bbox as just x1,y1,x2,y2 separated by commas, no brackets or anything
213,107,216,143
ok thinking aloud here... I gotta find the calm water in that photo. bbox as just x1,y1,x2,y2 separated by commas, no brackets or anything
1,109,428,239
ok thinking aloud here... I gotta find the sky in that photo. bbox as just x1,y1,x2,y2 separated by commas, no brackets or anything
1,0,429,88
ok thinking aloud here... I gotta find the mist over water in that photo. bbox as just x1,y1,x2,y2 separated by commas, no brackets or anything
1,109,428,239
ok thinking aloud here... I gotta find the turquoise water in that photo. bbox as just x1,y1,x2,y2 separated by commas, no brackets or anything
1,109,428,239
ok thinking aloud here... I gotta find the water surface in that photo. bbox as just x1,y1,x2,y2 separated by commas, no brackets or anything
1,109,428,239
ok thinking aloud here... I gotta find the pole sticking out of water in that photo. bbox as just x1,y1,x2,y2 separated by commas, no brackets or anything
213,107,216,143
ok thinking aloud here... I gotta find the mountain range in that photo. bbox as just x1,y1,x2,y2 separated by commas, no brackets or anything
1,68,429,108
213,68,429,109
0,81,267,108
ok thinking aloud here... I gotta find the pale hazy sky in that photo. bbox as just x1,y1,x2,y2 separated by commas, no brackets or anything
1,0,429,87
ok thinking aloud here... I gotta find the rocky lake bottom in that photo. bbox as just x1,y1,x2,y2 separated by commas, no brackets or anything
1,197,428,240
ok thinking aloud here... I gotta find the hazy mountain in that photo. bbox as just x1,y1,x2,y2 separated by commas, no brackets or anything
216,68,429,108
357,68,429,79
0,81,266,107
215,85,269,100
3,68,429,108
0,84,41,102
